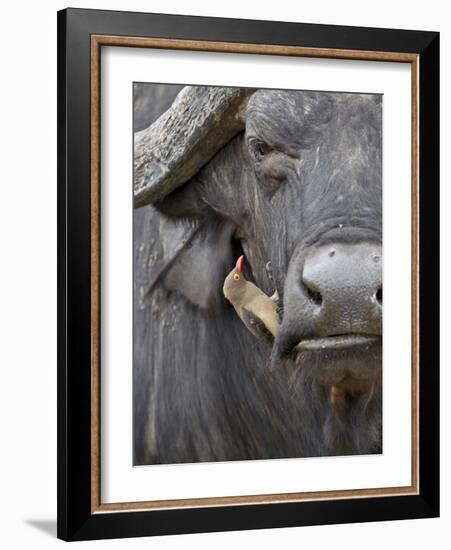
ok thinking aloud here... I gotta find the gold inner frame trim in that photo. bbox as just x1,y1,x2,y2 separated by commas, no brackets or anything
90,34,420,514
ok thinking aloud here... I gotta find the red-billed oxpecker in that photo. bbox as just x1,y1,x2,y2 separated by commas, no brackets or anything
223,255,280,342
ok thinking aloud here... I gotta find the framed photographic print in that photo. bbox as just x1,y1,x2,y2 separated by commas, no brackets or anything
57,7,439,541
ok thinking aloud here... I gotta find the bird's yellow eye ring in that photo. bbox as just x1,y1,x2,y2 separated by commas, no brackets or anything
233,273,241,281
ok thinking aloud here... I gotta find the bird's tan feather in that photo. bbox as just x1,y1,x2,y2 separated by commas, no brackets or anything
223,268,280,337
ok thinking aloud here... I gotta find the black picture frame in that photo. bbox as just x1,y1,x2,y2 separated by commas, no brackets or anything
57,7,439,541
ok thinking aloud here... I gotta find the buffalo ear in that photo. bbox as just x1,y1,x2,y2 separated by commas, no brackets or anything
162,217,235,311
143,172,235,311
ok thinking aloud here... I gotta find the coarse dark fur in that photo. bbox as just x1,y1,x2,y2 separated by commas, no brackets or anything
134,85,382,465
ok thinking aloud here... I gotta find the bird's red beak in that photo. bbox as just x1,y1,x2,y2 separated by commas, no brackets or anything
236,255,245,273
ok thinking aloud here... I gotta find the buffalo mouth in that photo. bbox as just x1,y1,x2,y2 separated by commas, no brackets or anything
295,334,380,351
272,331,382,389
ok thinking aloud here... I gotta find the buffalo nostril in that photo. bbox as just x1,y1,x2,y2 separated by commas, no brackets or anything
376,287,382,305
303,282,323,306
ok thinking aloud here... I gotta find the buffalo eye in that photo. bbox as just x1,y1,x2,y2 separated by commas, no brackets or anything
248,138,272,162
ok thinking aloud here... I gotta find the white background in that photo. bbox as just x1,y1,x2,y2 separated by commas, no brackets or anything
102,48,412,503
0,0,448,548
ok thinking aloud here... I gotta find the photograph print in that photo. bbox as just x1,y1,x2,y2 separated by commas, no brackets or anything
133,83,383,466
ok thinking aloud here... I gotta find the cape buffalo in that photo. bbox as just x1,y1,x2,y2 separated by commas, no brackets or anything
133,84,382,465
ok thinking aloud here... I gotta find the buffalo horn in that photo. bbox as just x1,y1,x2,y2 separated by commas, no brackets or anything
134,86,254,207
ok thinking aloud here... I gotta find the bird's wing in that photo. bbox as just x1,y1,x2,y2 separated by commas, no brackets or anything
246,296,280,336
241,306,275,344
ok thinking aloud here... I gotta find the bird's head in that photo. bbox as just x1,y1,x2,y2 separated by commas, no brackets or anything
223,255,246,301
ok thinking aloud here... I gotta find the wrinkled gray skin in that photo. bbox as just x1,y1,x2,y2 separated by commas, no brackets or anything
134,84,382,465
